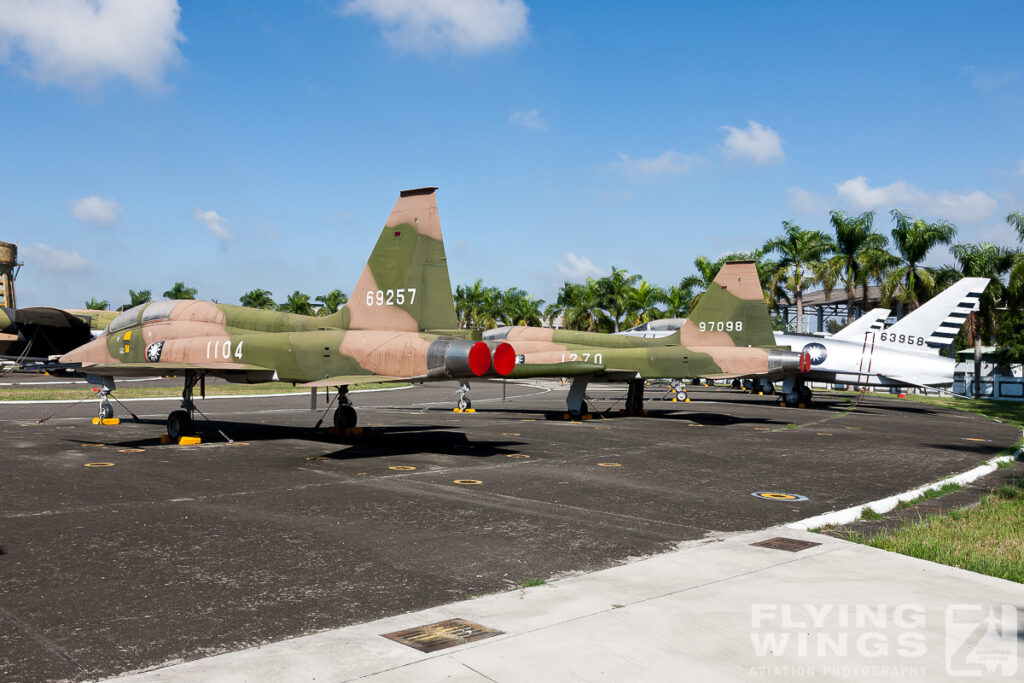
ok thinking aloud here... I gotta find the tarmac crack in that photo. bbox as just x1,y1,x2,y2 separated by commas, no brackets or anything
0,603,88,676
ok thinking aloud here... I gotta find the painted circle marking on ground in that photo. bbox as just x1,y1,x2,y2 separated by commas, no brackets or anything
318,456,331,461
519,419,536,422
83,462,115,468
688,423,702,427
55,426,75,430
502,432,520,436
118,448,144,453
754,427,770,431
454,479,482,485
594,425,611,430
82,443,104,447
597,462,622,467
227,442,250,446
507,454,531,459
751,491,808,502
389,465,417,471
962,437,991,442
817,433,833,436
356,472,367,475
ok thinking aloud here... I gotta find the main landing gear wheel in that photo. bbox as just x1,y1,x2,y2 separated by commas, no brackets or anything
167,409,195,440
731,379,742,389
333,404,357,430
99,402,114,420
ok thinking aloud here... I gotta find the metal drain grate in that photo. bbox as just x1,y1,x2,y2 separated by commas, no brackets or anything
750,537,821,552
382,618,503,653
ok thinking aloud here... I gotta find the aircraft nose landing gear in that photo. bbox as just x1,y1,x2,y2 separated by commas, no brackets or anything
167,371,200,439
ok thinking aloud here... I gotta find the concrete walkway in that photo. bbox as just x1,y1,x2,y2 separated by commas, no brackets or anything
111,527,1023,682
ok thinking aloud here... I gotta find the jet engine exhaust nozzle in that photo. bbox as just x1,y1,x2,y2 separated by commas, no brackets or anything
765,350,807,378
427,339,493,378
490,342,516,377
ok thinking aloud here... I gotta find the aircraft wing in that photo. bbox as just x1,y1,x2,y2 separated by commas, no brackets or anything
29,360,274,380
300,374,407,387
505,361,605,379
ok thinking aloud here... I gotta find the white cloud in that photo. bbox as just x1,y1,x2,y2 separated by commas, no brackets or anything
786,187,830,216
509,108,547,131
556,252,603,280
835,176,998,224
719,120,784,165
25,243,89,272
606,150,703,181
69,194,121,226
341,0,529,54
193,208,233,241
1017,158,1024,175
959,66,1016,92
0,0,184,89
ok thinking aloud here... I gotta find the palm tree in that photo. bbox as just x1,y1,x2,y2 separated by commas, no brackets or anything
945,242,1015,397
315,289,347,316
678,255,720,311
84,297,109,310
626,280,667,327
762,221,833,333
545,280,609,331
454,279,488,329
663,282,694,318
239,288,276,309
500,288,545,326
1007,211,1024,242
881,209,958,314
598,266,642,332
277,290,313,315
817,210,889,323
163,282,198,300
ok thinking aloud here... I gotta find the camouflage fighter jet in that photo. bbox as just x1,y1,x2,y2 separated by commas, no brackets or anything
484,261,810,417
54,188,517,439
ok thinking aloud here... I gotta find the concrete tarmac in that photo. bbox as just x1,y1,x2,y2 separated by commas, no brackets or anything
0,381,1019,681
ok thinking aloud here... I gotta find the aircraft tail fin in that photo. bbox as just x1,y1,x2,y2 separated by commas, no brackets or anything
885,277,989,351
683,261,775,347
328,188,458,332
832,308,890,340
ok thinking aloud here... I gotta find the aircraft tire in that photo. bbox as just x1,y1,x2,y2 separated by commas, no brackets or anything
99,402,114,420
167,410,194,439
799,386,813,404
333,405,357,430
457,396,471,411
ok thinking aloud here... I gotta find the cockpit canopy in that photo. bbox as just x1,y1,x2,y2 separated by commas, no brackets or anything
107,300,188,333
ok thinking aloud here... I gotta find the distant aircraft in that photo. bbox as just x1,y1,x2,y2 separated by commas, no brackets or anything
486,261,810,417
0,306,93,361
770,277,989,405
45,188,519,439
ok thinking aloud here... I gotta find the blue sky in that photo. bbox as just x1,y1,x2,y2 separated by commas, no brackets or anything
1,0,1022,309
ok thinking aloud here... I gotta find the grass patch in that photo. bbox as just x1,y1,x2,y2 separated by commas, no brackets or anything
894,482,963,510
516,578,547,589
859,506,884,521
890,394,1024,429
848,478,1024,583
0,381,408,401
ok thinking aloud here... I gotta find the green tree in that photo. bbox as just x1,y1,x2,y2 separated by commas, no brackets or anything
762,221,833,332
994,310,1024,368
277,290,313,315
678,255,721,311
315,289,347,316
239,288,276,309
817,210,890,323
597,266,642,332
1007,211,1024,242
625,280,667,327
663,282,694,318
454,279,489,329
84,297,109,310
545,280,609,332
944,243,1016,397
1006,211,1024,307
880,209,958,313
163,282,198,300
130,289,151,306
500,287,545,327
